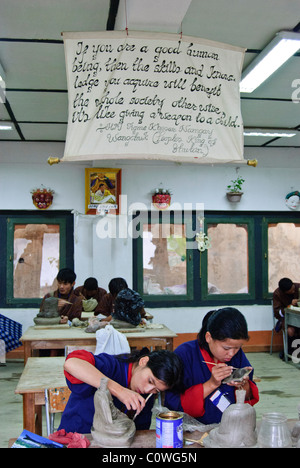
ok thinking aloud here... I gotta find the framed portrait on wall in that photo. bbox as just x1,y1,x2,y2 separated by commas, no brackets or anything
85,168,122,215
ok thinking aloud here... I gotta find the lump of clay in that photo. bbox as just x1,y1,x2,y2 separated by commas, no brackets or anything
72,318,88,328
110,319,137,329
203,389,257,448
85,317,107,333
34,297,61,325
91,377,136,448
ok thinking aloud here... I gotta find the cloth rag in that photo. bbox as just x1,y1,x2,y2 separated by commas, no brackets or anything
49,429,90,448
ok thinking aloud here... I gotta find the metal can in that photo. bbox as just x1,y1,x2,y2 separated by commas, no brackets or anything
156,411,183,448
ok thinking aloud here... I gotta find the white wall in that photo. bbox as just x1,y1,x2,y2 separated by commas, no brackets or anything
1,141,299,334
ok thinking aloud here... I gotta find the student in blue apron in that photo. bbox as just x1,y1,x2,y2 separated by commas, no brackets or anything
59,348,184,433
164,308,259,424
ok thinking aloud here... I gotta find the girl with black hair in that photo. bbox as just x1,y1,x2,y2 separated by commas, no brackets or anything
59,348,183,433
164,307,259,425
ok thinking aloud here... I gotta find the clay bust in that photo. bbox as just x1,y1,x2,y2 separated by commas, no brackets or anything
37,297,60,318
91,377,136,448
203,389,257,448
34,296,61,325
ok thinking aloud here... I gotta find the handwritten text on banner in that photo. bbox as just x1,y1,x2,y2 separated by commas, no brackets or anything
62,31,245,163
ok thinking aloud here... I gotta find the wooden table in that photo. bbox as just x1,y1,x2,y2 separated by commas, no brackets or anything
15,357,66,435
21,324,177,364
86,430,204,448
13,354,300,448
10,423,299,448
284,307,300,362
15,355,192,443
81,311,154,322
9,430,204,449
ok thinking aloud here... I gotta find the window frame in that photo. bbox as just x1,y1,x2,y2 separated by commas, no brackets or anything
201,215,255,302
0,210,74,308
133,210,300,308
261,214,300,300
133,211,194,306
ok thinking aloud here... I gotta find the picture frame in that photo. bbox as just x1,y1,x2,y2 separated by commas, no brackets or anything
85,168,122,215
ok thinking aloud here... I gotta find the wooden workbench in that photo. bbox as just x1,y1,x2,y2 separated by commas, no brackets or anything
21,324,177,363
15,357,66,435
284,306,300,363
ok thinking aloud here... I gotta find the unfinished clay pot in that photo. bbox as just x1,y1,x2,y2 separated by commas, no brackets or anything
203,389,257,448
91,377,136,448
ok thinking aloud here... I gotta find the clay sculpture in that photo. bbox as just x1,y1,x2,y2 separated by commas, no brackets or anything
203,389,257,448
34,296,61,325
91,377,136,447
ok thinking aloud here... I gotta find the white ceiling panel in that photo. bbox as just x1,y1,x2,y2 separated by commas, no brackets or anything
0,42,67,89
241,100,300,128
6,91,68,122
0,0,299,151
0,0,111,39
20,122,67,141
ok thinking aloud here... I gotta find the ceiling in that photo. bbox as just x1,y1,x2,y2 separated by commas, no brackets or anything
0,0,299,150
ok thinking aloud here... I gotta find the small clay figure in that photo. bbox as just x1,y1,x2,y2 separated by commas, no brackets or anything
91,377,136,448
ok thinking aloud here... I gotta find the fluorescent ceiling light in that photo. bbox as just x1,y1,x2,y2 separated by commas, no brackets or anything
243,128,297,138
0,122,13,130
0,61,5,83
0,61,5,103
240,31,300,93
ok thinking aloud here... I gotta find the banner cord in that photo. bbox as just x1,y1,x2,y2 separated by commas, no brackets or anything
125,0,129,35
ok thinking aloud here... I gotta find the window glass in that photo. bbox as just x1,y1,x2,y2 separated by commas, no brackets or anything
13,224,60,298
207,223,249,294
142,223,187,295
268,222,300,293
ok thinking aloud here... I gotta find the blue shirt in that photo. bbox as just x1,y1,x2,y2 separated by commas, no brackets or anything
59,352,154,433
164,340,258,425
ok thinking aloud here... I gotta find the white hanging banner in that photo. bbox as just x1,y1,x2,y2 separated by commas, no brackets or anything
62,31,245,163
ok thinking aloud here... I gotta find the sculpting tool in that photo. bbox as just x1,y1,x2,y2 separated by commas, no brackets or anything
202,361,238,369
132,393,153,421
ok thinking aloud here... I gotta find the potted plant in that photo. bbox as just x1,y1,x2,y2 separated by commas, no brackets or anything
152,188,172,209
226,176,245,203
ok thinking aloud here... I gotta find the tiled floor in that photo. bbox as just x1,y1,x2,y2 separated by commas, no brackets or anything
1,352,300,448
249,352,300,420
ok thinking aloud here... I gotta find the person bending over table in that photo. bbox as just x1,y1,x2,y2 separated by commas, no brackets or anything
59,348,184,433
94,277,128,320
164,308,259,425
74,277,107,315
273,277,300,356
39,268,82,322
